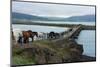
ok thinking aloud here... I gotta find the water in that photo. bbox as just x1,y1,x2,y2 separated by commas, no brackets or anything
31,21,95,26
12,24,69,33
76,30,95,57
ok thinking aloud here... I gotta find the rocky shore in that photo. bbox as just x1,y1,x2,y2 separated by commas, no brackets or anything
12,38,96,65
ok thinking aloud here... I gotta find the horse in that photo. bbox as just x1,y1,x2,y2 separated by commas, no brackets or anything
48,31,60,39
55,33,60,39
48,31,55,39
22,30,38,43
38,32,47,40
32,31,38,41
13,29,23,44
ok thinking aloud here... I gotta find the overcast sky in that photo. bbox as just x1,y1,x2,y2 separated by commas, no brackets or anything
12,1,95,17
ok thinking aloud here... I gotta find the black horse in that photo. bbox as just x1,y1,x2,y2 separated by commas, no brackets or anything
48,31,60,39
55,33,60,38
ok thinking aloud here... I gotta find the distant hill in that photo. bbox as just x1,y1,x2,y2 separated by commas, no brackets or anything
12,12,95,22
12,12,50,21
65,15,95,22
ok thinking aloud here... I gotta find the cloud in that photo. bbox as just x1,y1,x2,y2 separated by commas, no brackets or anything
12,1,95,17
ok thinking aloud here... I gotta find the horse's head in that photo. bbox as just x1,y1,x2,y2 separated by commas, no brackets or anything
32,32,38,37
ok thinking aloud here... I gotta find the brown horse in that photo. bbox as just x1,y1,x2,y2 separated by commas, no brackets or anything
22,30,38,43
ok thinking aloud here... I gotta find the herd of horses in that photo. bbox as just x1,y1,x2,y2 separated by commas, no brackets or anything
12,30,62,44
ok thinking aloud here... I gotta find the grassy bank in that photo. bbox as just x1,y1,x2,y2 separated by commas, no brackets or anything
12,47,36,65
12,39,95,66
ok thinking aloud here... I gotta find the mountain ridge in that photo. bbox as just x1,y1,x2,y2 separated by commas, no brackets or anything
12,12,95,22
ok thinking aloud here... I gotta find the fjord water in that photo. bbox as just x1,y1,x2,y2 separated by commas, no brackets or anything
12,25,69,33
31,21,95,25
76,30,95,57
12,21,95,57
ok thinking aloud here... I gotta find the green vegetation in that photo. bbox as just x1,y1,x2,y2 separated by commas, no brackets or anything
12,39,84,65
13,55,35,65
12,47,36,65
32,40,58,50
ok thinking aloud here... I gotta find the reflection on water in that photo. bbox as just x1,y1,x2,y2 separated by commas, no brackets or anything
76,30,95,57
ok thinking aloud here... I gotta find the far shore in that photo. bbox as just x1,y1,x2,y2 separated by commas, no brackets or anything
13,21,96,30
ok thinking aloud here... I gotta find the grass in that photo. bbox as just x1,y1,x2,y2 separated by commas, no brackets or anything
12,47,36,65
12,39,75,65
32,40,57,51
32,40,72,59
13,55,36,65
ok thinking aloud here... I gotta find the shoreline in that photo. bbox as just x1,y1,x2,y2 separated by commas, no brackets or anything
13,21,96,30
12,37,96,65
12,25,96,65
80,55,96,62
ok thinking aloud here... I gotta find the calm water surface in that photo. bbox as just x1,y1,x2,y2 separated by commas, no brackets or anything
76,30,95,57
12,24,69,33
31,21,95,25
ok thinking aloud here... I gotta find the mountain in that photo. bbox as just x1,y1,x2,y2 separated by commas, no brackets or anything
64,15,95,22
12,12,50,21
12,12,95,22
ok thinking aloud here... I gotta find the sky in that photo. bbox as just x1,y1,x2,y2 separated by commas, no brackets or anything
12,1,95,17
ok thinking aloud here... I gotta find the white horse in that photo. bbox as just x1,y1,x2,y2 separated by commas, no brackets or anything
37,32,47,40
13,29,23,44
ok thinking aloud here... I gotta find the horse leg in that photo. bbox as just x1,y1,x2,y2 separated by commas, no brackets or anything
54,34,56,39
23,38,25,43
31,37,34,42
24,37,27,43
26,38,29,43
